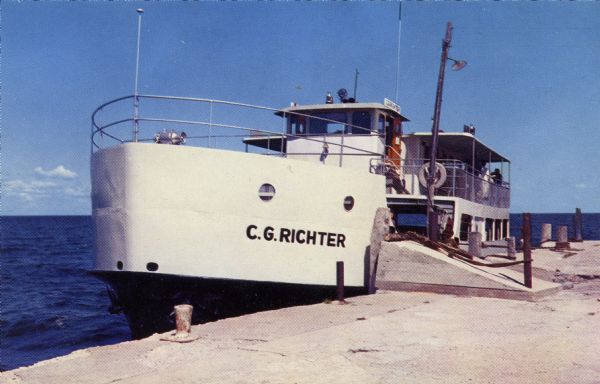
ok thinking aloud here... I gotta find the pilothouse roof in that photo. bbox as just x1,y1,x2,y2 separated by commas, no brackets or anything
276,101,410,121
407,132,510,163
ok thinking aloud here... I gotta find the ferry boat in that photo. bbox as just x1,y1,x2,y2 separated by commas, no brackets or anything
91,91,510,337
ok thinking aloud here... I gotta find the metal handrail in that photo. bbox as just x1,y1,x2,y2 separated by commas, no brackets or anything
91,94,386,161
376,157,510,208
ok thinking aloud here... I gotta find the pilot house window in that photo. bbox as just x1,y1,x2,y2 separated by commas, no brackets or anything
351,111,371,134
308,112,347,134
289,110,373,135
289,115,307,135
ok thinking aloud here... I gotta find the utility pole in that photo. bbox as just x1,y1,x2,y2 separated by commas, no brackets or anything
427,22,453,241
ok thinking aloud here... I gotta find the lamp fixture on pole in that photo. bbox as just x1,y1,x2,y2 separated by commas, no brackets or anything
426,22,467,241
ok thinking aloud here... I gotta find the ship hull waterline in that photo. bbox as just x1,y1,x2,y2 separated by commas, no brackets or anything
93,271,367,339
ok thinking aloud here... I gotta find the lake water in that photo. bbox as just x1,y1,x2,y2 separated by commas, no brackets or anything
1,213,598,371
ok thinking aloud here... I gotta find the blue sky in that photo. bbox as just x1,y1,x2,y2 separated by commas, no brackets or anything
2,1,599,215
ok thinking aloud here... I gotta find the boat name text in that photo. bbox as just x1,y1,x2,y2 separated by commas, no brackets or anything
246,225,346,248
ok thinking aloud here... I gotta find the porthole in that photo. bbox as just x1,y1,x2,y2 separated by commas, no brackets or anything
343,196,354,211
258,183,276,202
116,261,123,270
146,262,159,272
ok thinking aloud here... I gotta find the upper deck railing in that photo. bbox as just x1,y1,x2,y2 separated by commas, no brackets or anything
92,95,510,208
389,157,510,208
91,94,386,161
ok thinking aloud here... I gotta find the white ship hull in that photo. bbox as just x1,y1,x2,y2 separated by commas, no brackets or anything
92,143,387,288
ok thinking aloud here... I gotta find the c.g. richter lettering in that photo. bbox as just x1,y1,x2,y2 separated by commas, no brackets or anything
246,224,346,248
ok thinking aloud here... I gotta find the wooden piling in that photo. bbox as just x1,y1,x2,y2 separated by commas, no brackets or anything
336,261,345,303
522,213,532,289
468,232,482,258
556,225,570,250
507,237,516,260
573,208,583,242
540,223,552,245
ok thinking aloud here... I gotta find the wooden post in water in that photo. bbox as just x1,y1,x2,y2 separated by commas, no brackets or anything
573,208,583,242
556,225,570,250
336,261,345,303
468,232,482,258
522,213,533,289
507,237,516,260
540,223,552,246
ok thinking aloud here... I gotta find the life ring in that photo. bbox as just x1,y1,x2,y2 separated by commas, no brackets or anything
418,162,447,189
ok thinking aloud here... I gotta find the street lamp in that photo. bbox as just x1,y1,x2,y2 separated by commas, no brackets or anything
427,22,467,241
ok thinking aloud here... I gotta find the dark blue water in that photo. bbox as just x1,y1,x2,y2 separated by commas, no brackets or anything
509,213,600,246
0,216,129,371
1,214,598,371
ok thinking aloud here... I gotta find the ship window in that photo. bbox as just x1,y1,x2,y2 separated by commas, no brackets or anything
308,112,347,134
459,214,472,241
289,115,307,135
378,114,385,134
258,183,276,201
146,262,159,272
395,213,427,235
350,111,371,134
343,196,354,211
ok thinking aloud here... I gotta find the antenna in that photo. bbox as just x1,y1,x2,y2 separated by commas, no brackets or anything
133,8,144,142
394,1,402,103
353,69,359,100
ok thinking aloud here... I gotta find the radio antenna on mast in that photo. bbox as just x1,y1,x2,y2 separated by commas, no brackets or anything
394,1,402,103
353,69,359,100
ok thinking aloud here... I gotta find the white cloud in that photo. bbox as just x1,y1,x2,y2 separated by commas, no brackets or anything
64,186,90,198
3,179,59,201
575,183,587,189
4,179,58,192
34,165,78,179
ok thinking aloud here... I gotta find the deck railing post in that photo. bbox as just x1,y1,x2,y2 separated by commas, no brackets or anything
522,213,533,288
452,162,456,197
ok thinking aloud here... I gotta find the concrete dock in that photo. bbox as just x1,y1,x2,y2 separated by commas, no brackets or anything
2,241,599,384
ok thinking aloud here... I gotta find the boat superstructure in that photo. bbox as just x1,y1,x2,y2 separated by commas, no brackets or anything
91,93,509,336
389,130,511,243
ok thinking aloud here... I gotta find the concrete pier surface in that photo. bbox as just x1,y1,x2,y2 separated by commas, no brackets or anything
2,242,599,384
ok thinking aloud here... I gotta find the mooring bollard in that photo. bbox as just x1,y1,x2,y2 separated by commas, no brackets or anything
159,303,198,343
540,223,552,245
522,213,533,289
174,304,193,337
556,225,570,250
573,208,583,242
336,261,345,303
468,232,482,258
507,236,516,260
